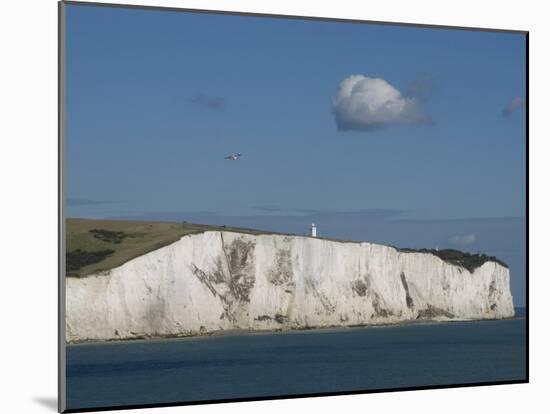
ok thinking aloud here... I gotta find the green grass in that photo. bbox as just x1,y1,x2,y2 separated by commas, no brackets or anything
65,218,507,277
88,229,130,244
65,218,281,277
396,247,508,272
66,248,115,273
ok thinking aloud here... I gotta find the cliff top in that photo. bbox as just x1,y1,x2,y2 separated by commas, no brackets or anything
65,218,284,277
396,247,508,272
65,218,507,277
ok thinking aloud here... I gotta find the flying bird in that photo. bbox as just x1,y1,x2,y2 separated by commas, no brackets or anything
224,153,242,160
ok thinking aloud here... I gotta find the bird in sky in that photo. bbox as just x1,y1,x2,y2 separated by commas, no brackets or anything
224,153,242,160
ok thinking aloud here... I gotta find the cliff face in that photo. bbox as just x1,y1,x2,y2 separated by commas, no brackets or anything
66,231,514,343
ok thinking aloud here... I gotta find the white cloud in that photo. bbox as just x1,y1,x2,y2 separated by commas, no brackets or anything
449,234,477,246
502,96,525,117
332,74,430,132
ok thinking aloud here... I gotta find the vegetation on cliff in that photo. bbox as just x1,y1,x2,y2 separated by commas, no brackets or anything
65,218,507,277
65,218,274,277
396,247,508,272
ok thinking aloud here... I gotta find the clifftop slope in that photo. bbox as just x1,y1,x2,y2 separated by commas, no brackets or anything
66,218,506,277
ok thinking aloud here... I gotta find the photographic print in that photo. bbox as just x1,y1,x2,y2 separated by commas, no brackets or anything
60,1,527,411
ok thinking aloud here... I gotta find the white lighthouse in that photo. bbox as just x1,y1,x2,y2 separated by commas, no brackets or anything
310,223,317,237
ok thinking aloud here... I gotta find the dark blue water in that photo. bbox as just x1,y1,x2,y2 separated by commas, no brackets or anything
66,318,526,410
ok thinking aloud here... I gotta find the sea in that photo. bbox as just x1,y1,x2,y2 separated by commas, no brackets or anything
66,311,527,410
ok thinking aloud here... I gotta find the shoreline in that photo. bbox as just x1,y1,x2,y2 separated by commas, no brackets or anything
66,315,524,346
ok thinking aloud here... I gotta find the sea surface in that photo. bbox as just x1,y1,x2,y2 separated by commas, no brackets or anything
66,317,526,410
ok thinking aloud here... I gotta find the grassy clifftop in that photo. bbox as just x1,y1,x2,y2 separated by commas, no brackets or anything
65,218,507,277
65,218,270,277
396,247,508,272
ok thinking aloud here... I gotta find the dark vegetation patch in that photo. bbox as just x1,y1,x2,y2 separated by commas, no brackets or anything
351,279,368,297
397,248,508,272
224,237,256,303
253,314,288,324
227,238,255,270
191,257,227,296
274,314,289,324
488,279,499,312
372,293,393,318
400,272,414,309
416,304,454,319
305,278,336,314
489,279,497,295
66,249,115,275
89,229,131,244
267,249,293,286
191,264,220,298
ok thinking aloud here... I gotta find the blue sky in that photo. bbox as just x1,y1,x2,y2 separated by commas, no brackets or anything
65,4,526,305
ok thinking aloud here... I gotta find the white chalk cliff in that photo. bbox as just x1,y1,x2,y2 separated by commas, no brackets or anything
66,231,514,343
